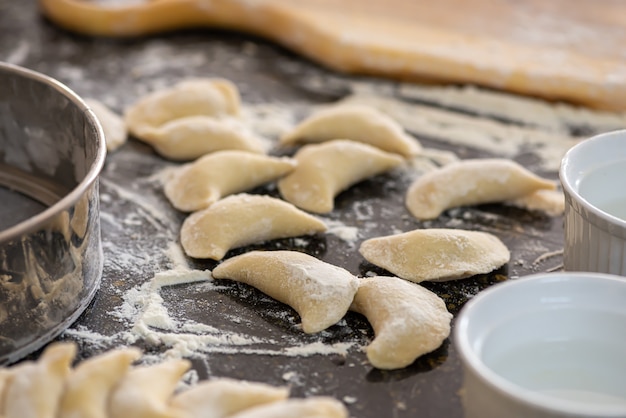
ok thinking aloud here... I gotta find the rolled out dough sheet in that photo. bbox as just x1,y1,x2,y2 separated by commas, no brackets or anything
40,0,626,110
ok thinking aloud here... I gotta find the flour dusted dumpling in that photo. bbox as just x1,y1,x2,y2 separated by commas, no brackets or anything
165,151,297,212
350,276,452,370
3,342,76,418
212,251,359,333
228,397,348,418
58,347,141,418
108,359,190,418
506,188,565,216
359,229,510,283
181,194,327,260
85,98,127,152
171,378,289,418
281,105,421,157
278,139,405,213
125,78,240,140
140,116,268,161
406,158,556,220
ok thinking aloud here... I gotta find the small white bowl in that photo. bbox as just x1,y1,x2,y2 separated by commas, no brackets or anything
455,272,626,418
560,130,626,275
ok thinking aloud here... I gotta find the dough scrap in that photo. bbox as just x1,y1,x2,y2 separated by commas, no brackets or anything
125,78,240,140
405,158,556,220
181,194,327,260
139,116,267,161
58,347,141,418
228,397,348,418
3,342,76,418
278,139,405,213
211,250,359,333
85,98,127,152
359,228,510,283
108,359,191,418
164,151,297,212
350,276,452,370
171,377,289,418
281,105,421,157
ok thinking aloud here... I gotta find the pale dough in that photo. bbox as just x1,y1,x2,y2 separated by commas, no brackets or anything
506,188,565,216
281,105,421,157
171,378,289,418
180,194,327,260
125,78,240,140
278,139,405,213
3,343,76,418
164,151,297,212
58,348,141,418
138,116,267,161
227,397,348,418
85,98,128,152
405,158,556,220
350,276,452,370
359,228,510,282
211,250,359,333
108,359,191,418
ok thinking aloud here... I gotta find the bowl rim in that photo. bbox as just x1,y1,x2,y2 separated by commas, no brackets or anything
0,62,106,242
559,129,626,230
455,272,626,416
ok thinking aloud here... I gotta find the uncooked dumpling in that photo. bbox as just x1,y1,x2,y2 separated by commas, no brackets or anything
139,116,267,161
125,78,240,140
108,359,191,418
406,158,556,220
280,105,421,157
181,194,327,260
228,397,348,418
165,151,297,212
506,188,565,216
58,347,141,418
3,342,76,418
359,228,510,282
350,276,452,370
211,250,359,333
85,98,128,152
171,378,289,418
278,139,405,213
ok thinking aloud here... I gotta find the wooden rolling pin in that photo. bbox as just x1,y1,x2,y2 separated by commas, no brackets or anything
39,0,626,111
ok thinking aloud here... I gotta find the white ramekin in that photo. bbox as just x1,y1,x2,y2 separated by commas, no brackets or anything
559,130,626,276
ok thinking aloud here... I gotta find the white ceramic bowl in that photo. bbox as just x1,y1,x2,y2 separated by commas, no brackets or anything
560,130,626,275
455,272,626,418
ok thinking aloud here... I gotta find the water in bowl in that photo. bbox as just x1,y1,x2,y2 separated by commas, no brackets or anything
578,160,626,221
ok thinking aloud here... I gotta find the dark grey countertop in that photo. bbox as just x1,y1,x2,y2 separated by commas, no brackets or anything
0,2,580,417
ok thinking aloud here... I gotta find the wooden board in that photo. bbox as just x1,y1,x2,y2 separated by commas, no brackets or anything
40,0,626,111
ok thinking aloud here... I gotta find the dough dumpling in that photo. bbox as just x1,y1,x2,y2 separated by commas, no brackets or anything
212,251,359,333
125,78,240,140
359,228,510,283
108,359,190,418
85,98,127,152
58,347,141,418
165,151,297,212
278,139,404,213
350,276,452,370
228,397,348,418
406,158,556,220
181,194,327,260
171,378,289,418
140,116,267,161
281,105,421,157
3,342,76,418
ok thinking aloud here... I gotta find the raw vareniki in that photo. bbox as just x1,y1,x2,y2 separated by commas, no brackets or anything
281,104,421,157
278,139,405,213
228,397,348,418
350,276,452,370
180,194,327,260
406,158,556,220
165,151,297,212
359,228,510,283
212,250,359,334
